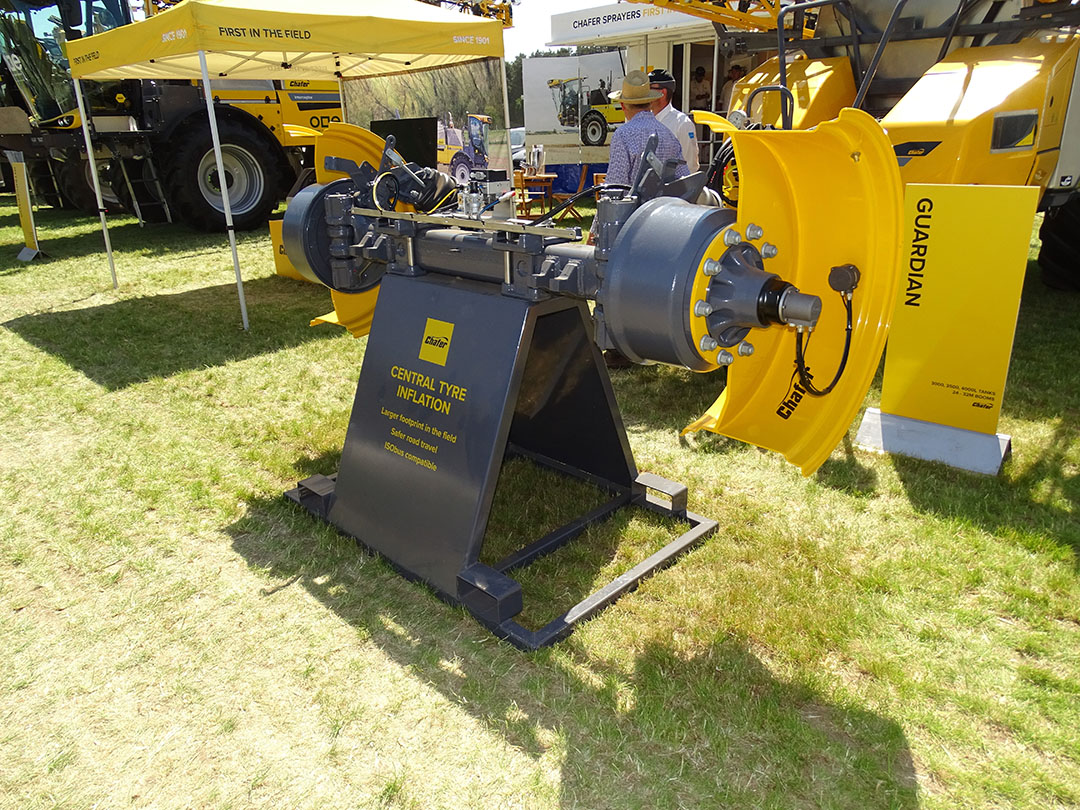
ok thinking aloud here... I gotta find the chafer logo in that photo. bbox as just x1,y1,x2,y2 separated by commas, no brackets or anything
418,318,454,366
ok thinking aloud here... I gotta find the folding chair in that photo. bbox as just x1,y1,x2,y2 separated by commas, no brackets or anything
552,164,589,222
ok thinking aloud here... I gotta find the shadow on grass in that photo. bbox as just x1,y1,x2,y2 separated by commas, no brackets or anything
4,275,342,389
816,436,880,497
995,263,1080,424
610,363,726,432
228,485,920,808
891,413,1080,564
0,206,276,268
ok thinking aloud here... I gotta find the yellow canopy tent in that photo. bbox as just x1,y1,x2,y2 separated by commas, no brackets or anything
65,0,504,328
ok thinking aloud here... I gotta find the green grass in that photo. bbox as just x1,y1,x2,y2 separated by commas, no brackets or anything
0,198,1078,809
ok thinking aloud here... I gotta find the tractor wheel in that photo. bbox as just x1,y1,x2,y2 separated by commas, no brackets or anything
57,158,100,215
111,159,170,223
0,158,13,193
1038,197,1080,291
449,152,472,186
580,110,608,147
164,119,282,232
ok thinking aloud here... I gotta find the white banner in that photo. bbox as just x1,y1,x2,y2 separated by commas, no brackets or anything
550,3,702,44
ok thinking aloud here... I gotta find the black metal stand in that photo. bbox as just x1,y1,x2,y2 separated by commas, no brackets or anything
287,273,717,650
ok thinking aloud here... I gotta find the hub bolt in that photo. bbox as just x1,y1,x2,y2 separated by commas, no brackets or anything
762,242,778,259
746,223,763,240
703,258,721,276
718,350,735,366
723,229,742,247
694,300,713,317
699,335,719,352
738,342,755,356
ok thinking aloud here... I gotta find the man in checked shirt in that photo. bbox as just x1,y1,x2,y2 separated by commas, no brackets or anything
605,70,689,187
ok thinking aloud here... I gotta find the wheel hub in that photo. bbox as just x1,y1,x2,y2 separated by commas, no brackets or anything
197,144,265,215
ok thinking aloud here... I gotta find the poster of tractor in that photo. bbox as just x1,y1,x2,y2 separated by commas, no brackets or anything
522,50,626,167
342,59,508,180
547,74,624,147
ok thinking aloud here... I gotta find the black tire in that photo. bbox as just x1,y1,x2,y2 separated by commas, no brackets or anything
0,158,14,193
110,159,170,223
1038,197,1080,291
706,140,739,208
580,110,608,147
57,158,100,215
164,119,282,232
449,152,472,186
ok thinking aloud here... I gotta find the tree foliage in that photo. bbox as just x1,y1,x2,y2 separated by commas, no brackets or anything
505,46,620,128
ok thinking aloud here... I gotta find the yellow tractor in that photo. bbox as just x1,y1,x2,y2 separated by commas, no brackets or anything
0,0,342,230
547,75,625,146
437,111,492,185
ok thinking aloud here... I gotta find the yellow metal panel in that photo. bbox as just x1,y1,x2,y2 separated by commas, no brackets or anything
731,56,855,129
883,39,1079,193
312,288,379,337
10,157,38,251
880,184,1038,434
276,80,342,144
683,109,903,475
268,218,305,281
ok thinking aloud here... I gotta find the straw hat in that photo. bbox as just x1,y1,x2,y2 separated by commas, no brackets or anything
609,70,663,104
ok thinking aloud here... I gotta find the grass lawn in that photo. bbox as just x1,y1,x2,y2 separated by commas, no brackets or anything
0,197,1077,809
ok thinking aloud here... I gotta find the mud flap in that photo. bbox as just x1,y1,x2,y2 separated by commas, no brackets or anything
684,109,903,475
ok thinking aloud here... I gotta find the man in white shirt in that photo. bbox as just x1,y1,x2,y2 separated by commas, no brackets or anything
647,68,699,174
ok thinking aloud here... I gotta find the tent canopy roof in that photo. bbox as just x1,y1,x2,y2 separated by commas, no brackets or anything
66,0,503,80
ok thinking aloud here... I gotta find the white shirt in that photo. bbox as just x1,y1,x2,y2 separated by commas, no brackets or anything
655,103,699,173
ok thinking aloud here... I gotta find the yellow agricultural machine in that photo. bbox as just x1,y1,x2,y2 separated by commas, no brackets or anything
663,0,1080,287
0,0,342,230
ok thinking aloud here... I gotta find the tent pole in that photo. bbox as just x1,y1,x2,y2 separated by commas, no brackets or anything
499,56,512,173
73,78,117,290
199,49,249,331
338,74,347,124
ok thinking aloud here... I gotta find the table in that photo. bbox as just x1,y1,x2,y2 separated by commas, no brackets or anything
516,173,557,218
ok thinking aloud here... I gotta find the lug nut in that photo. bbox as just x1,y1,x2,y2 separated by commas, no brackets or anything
694,300,713,317
723,228,742,247
746,223,763,240
738,341,754,356
699,335,719,352
761,242,778,259
703,258,721,276
717,350,735,366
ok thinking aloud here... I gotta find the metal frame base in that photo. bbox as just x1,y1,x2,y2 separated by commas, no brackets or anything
287,458,716,651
